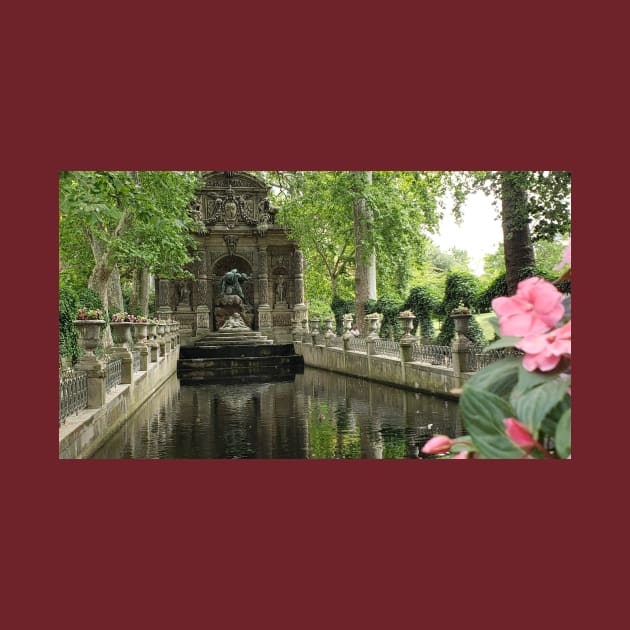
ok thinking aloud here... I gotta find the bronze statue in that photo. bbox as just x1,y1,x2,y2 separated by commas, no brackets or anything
220,268,250,300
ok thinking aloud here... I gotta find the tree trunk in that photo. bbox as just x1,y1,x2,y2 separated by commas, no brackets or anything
130,267,151,316
87,238,113,346
108,265,124,313
501,172,536,295
353,171,373,334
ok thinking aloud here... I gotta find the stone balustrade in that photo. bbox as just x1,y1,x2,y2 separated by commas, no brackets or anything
59,320,181,458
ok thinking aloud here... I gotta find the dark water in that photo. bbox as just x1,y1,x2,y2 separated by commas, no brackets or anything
91,368,463,459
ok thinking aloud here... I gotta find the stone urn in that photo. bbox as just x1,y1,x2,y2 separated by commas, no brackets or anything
148,322,158,342
309,318,321,335
110,322,133,349
343,314,353,337
324,317,336,338
73,320,105,356
365,314,380,339
451,312,472,338
132,322,148,345
399,312,416,340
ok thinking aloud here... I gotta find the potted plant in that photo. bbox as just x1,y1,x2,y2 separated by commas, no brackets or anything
110,312,136,348
73,308,105,356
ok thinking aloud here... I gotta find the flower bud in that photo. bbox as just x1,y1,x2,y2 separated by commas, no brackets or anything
421,435,453,455
503,418,536,451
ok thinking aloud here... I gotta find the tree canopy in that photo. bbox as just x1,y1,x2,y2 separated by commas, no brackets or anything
59,171,201,315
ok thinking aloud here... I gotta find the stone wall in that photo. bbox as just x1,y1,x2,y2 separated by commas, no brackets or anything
295,341,471,399
59,349,179,459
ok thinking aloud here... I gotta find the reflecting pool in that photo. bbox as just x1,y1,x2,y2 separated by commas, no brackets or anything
91,368,463,459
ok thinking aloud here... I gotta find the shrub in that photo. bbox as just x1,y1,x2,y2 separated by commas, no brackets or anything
59,286,79,365
404,286,439,341
331,296,355,334
364,296,405,340
436,272,485,346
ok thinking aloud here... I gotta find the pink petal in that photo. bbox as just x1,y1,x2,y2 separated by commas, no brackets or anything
504,418,536,449
422,435,453,455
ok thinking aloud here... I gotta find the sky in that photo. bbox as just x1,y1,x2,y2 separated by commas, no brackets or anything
431,191,503,276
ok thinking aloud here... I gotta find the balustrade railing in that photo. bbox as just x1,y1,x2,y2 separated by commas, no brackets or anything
373,339,400,358
59,368,88,424
467,346,524,371
106,358,122,392
411,343,453,368
328,335,344,349
348,337,367,353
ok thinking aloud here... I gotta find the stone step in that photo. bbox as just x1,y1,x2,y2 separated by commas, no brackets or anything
180,343,299,359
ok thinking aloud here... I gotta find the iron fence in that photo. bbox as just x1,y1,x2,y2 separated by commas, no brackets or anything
467,346,524,371
328,335,344,348
106,358,122,392
59,368,87,424
348,337,367,353
373,339,400,359
411,343,453,368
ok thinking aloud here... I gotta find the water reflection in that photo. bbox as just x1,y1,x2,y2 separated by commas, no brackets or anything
91,368,463,459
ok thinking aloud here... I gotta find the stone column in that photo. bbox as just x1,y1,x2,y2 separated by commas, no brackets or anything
293,249,306,307
257,246,273,334
451,312,473,379
195,280,210,336
195,250,210,336
399,338,414,364
292,250,308,338
157,278,173,321
76,355,106,409
133,323,149,371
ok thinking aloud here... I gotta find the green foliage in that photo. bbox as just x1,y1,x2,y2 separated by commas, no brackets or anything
404,285,439,340
76,287,102,311
59,171,201,311
436,272,485,345
457,357,571,459
59,286,79,364
307,298,334,321
365,296,405,340
331,296,355,334
476,265,570,313
476,274,509,313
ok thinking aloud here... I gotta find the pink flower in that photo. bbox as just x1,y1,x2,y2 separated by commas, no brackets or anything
451,451,470,459
421,435,453,455
554,239,571,270
504,418,536,451
516,321,571,372
492,277,565,337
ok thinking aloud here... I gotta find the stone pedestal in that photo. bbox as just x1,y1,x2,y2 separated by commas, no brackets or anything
108,347,133,384
196,305,211,336
400,339,414,363
76,354,106,409
258,305,273,336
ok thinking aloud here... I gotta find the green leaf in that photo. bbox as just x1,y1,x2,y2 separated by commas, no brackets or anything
513,378,571,437
466,358,522,400
459,386,523,459
555,408,571,458
509,365,555,407
485,336,522,351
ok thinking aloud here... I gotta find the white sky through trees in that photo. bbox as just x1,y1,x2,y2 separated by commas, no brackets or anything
432,191,503,276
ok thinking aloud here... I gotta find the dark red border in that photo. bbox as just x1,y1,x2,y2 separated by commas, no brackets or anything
5,1,614,626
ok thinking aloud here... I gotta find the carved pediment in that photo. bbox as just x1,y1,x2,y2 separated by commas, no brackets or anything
197,171,279,231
